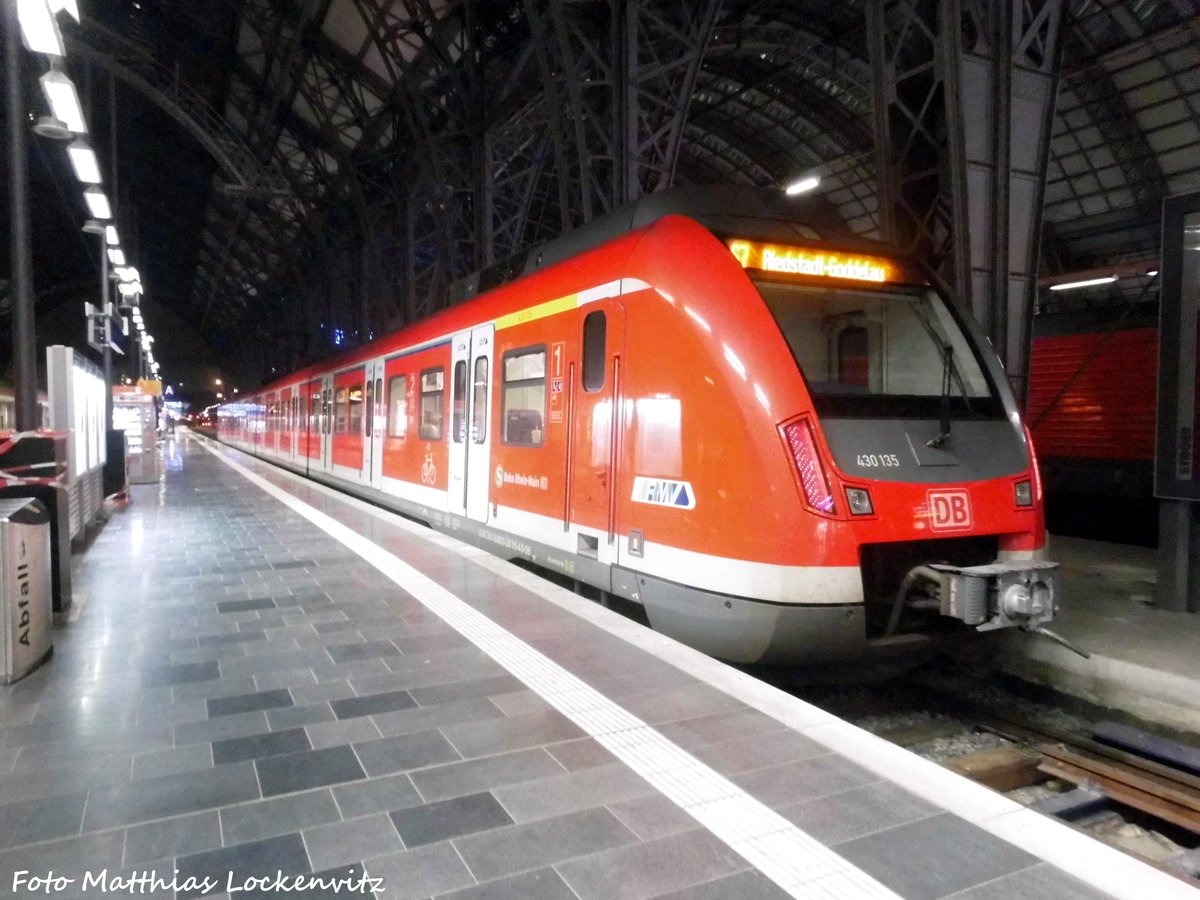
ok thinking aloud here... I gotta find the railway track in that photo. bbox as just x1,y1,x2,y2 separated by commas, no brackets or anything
788,668,1200,882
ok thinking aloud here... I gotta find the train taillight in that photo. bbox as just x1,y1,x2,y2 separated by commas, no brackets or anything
1023,424,1043,505
781,417,836,514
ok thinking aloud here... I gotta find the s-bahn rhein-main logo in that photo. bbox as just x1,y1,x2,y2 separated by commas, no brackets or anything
632,477,696,510
927,489,973,531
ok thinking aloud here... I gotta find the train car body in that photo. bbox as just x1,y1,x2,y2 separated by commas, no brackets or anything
219,189,1058,665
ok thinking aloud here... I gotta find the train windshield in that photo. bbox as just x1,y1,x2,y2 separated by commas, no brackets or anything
754,279,1003,419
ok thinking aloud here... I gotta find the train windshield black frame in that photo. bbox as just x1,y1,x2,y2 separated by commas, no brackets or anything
753,278,1004,419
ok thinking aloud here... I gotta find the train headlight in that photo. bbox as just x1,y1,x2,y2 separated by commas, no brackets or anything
845,487,874,516
1014,480,1033,507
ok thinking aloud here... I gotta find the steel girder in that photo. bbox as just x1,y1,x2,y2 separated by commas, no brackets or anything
868,0,1064,404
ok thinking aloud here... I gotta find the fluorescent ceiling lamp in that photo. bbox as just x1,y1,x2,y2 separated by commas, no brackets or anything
67,141,102,184
40,70,86,134
1048,276,1117,291
48,0,80,20
83,187,111,219
114,265,138,282
108,248,126,266
118,281,143,296
785,175,821,195
18,0,64,56
105,225,119,246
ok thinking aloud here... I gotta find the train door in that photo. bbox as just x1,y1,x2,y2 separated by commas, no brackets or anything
366,358,385,490
267,392,279,456
447,325,494,522
279,387,293,458
320,374,335,473
302,380,321,469
570,302,625,553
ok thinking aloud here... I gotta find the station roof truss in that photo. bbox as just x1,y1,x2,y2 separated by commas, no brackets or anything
20,0,1200,381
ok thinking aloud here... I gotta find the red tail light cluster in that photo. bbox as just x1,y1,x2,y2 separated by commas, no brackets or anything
782,418,836,514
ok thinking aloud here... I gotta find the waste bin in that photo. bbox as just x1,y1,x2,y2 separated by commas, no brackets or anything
0,498,52,683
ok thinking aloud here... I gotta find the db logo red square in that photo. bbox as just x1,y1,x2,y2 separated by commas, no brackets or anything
928,489,972,530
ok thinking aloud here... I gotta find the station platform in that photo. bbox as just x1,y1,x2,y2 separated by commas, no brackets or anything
994,536,1200,734
0,432,1194,900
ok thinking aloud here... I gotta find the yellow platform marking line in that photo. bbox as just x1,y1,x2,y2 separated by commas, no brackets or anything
194,435,899,900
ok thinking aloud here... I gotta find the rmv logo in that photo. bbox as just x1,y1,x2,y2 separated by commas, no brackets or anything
927,489,972,531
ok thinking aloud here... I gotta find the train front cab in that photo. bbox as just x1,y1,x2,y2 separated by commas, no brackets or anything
608,219,1058,665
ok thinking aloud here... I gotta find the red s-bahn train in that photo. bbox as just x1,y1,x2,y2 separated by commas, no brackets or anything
218,188,1059,665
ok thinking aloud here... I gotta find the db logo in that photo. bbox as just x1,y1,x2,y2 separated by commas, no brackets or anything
927,489,972,531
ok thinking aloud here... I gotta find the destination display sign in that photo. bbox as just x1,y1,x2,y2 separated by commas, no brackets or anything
726,239,896,283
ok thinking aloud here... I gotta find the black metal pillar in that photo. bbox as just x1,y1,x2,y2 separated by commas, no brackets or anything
6,0,39,430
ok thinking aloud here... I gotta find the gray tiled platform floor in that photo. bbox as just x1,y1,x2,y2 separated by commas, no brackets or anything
0,435,1114,899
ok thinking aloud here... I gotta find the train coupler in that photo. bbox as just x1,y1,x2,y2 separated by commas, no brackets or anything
911,560,1060,632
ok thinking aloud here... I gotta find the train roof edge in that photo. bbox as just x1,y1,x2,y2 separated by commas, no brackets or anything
448,184,860,304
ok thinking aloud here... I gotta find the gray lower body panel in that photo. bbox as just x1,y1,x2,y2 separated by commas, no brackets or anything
630,570,866,665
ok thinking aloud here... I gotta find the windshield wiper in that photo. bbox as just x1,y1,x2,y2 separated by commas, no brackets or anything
908,300,974,448
929,345,954,447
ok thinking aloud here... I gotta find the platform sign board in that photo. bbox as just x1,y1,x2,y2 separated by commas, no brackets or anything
1156,192,1200,501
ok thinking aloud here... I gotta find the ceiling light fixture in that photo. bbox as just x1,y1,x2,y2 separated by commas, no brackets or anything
39,69,86,134
17,0,64,56
1047,276,1117,292
67,139,102,184
83,186,111,219
785,175,821,195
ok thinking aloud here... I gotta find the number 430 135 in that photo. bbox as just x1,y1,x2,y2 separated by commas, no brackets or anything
856,453,901,467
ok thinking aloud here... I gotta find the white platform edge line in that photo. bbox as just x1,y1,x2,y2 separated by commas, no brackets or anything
191,434,1200,900
192,436,902,900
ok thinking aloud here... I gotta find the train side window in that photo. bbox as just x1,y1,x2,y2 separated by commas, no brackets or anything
387,375,408,438
452,360,467,443
364,382,373,437
837,326,870,388
334,387,348,433
501,346,546,447
472,357,488,444
582,311,606,391
419,367,444,440
349,384,363,435
309,391,319,431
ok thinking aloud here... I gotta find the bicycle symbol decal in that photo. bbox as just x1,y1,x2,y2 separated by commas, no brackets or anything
421,452,436,485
